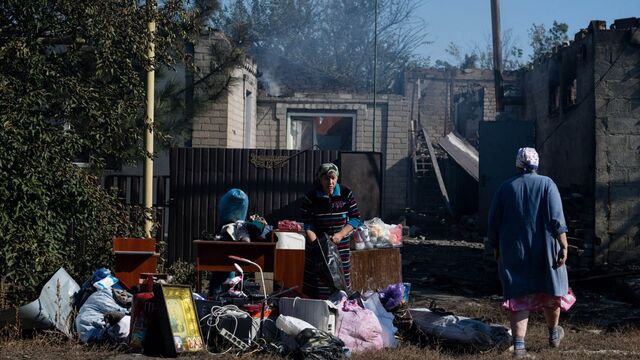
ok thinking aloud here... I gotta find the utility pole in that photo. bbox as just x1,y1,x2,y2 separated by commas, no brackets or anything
490,0,504,114
144,0,156,238
372,0,378,152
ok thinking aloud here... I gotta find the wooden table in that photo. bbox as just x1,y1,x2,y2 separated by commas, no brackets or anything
193,240,276,292
193,239,402,294
350,247,402,292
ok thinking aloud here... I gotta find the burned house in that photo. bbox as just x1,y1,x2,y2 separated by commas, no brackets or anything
254,92,410,220
403,18,640,268
521,18,640,267
402,68,521,223
175,18,639,269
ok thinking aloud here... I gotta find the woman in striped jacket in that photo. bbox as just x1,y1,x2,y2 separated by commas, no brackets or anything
301,163,362,299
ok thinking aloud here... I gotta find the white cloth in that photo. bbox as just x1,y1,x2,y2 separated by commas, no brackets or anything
515,147,539,169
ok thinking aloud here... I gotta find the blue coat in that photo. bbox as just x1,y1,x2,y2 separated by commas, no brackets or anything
488,172,569,300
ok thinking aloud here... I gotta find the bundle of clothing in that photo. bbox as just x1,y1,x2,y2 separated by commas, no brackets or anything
74,268,133,344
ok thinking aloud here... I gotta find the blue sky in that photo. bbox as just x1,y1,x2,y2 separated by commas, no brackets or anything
417,0,639,63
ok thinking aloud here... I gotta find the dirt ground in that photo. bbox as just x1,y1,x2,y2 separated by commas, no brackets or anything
3,237,640,359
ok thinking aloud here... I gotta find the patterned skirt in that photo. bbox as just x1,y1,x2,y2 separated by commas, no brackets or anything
502,288,576,312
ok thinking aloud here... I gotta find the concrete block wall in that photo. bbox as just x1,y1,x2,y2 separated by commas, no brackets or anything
521,27,598,266
592,27,640,265
522,19,640,266
523,34,596,195
255,93,410,220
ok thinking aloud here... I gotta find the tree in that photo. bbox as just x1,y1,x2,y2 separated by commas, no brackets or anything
216,0,430,93
443,29,524,71
0,0,207,304
529,21,569,61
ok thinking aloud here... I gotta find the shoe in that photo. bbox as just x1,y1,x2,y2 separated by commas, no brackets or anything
513,348,536,358
549,325,565,348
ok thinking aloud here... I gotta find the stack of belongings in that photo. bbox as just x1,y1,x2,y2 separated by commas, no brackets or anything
216,189,273,242
75,268,133,344
275,287,402,357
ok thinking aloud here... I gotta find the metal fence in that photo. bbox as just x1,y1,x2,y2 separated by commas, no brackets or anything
167,148,382,263
103,174,171,242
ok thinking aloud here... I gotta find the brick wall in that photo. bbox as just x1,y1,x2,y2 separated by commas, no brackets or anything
255,103,279,149
225,65,258,148
191,32,258,149
256,93,410,220
192,33,228,147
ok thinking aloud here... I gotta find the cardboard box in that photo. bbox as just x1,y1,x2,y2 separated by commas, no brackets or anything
274,231,306,250
278,297,338,335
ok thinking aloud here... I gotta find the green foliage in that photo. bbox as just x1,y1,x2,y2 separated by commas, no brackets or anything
166,259,196,286
216,0,430,93
444,29,524,71
529,21,569,61
0,0,203,306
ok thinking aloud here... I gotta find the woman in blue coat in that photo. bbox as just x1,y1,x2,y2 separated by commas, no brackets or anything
488,147,575,357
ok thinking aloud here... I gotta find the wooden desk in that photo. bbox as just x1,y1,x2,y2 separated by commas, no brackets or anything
113,237,159,289
193,240,276,292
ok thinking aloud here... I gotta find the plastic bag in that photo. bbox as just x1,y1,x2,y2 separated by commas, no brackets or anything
378,283,405,311
295,328,345,360
364,218,402,247
352,227,365,250
309,234,348,292
335,296,384,353
362,292,398,348
276,315,316,336
218,189,249,225
389,224,403,246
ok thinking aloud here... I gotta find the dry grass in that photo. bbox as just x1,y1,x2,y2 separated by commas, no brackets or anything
3,318,640,360
4,239,640,359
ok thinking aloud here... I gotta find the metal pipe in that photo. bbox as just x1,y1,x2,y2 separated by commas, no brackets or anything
372,0,378,152
144,0,156,238
490,0,504,114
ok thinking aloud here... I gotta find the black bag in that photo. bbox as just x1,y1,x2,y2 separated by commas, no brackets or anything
295,328,346,360
309,233,348,292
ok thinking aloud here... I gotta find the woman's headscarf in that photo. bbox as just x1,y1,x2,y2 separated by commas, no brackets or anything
317,163,339,179
515,147,539,171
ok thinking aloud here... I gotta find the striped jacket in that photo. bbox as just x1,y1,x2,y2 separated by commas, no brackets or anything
301,183,362,298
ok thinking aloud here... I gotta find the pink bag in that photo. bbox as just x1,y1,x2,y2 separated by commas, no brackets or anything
278,220,303,231
389,224,403,246
335,298,384,353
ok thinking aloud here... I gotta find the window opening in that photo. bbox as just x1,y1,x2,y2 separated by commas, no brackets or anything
287,112,355,150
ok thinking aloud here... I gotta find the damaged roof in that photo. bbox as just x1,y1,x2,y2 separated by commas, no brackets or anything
439,132,479,181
